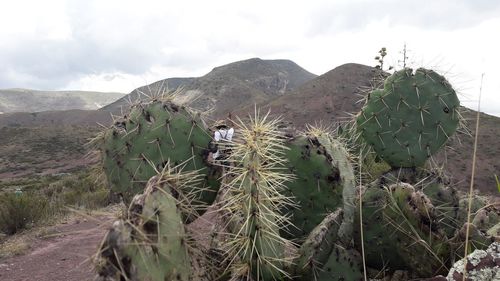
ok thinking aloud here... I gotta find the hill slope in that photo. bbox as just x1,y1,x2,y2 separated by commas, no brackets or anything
239,63,376,127
0,89,125,113
103,58,317,117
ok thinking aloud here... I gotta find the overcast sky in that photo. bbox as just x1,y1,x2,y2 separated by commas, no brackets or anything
1,0,499,116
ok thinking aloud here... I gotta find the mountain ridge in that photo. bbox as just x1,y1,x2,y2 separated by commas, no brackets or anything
103,58,317,116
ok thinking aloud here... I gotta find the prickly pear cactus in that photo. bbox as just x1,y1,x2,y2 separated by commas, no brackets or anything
101,99,220,207
293,209,363,281
354,183,451,276
281,127,356,240
125,181,193,281
419,177,460,237
293,209,344,280
356,68,460,167
316,244,363,281
96,172,219,281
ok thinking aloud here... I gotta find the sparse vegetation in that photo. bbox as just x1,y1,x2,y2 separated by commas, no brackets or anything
0,168,109,236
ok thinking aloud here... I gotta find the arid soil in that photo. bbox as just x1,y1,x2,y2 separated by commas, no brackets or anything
0,215,114,281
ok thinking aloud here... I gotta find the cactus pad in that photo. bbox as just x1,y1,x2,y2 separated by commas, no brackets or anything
282,131,355,240
102,100,220,206
354,183,450,276
356,68,460,167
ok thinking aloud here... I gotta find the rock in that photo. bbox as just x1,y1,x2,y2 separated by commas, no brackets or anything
447,242,500,281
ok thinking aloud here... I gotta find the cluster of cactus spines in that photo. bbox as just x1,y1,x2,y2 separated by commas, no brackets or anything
101,99,221,208
96,168,219,281
356,68,461,168
219,111,295,280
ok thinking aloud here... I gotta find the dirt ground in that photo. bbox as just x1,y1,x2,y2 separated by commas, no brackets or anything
0,214,114,281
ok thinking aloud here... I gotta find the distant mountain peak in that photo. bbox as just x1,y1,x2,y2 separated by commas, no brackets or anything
104,58,317,115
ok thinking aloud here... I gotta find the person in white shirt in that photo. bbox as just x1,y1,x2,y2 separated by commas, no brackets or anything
208,117,234,163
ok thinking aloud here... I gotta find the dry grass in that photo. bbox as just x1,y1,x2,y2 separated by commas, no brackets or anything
0,204,121,259
0,235,31,258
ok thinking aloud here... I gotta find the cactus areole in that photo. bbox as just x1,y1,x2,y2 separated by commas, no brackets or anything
357,68,460,167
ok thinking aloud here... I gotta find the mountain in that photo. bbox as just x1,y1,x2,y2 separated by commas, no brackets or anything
103,58,317,117
0,88,125,113
101,77,196,112
238,63,377,127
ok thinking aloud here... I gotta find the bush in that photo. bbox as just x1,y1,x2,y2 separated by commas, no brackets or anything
0,168,110,236
0,193,50,235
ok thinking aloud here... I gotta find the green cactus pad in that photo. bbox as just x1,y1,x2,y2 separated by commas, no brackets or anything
354,183,451,276
356,68,460,167
126,183,193,281
96,174,219,281
102,100,220,207
293,209,344,280
457,195,492,229
315,244,363,281
420,179,460,237
281,133,355,241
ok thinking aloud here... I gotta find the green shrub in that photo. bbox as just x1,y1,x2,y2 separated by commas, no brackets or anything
0,169,110,236
0,193,50,235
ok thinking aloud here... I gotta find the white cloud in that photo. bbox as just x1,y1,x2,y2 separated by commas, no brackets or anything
0,0,499,116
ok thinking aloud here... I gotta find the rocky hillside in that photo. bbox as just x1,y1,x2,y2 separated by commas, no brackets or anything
239,63,377,127
0,89,125,113
103,58,317,117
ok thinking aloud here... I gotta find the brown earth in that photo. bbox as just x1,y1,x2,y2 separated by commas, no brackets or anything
0,125,102,180
0,214,114,281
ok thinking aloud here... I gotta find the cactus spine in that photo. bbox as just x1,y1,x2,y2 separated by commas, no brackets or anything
220,112,294,280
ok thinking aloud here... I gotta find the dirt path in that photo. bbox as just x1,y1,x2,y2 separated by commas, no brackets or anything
0,214,114,281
